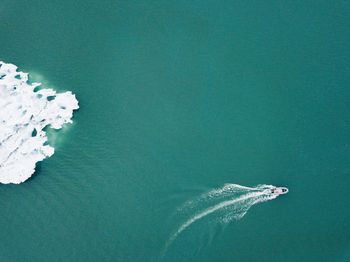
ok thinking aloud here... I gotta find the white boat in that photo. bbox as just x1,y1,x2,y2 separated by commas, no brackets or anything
271,187,288,195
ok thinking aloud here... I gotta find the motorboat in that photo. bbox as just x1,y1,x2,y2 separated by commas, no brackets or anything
271,187,288,195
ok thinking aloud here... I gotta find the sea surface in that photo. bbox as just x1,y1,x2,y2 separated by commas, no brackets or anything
1,1,350,261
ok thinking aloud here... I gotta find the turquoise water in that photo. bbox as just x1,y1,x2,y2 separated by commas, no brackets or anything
1,1,350,261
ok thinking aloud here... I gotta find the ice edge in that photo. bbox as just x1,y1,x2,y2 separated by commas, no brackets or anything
0,61,79,184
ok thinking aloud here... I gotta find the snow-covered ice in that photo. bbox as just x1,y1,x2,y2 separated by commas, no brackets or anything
0,61,79,184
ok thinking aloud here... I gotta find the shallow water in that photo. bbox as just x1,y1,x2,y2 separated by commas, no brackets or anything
1,1,350,261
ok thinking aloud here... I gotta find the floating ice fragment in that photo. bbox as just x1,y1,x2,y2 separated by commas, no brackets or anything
0,61,79,184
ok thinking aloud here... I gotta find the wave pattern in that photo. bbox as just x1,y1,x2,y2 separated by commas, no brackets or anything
165,184,279,252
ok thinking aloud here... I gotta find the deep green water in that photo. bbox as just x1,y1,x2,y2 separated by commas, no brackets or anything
1,1,350,261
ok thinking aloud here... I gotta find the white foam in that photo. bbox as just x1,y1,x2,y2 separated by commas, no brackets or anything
0,61,79,184
164,184,282,252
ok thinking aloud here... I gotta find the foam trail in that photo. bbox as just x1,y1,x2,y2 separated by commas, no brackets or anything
164,184,283,253
178,184,269,212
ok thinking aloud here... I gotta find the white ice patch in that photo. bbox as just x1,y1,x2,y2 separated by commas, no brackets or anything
0,61,79,184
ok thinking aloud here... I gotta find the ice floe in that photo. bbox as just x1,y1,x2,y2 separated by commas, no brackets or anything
0,61,79,184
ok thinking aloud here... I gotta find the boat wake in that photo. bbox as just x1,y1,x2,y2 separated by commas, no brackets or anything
164,184,287,253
